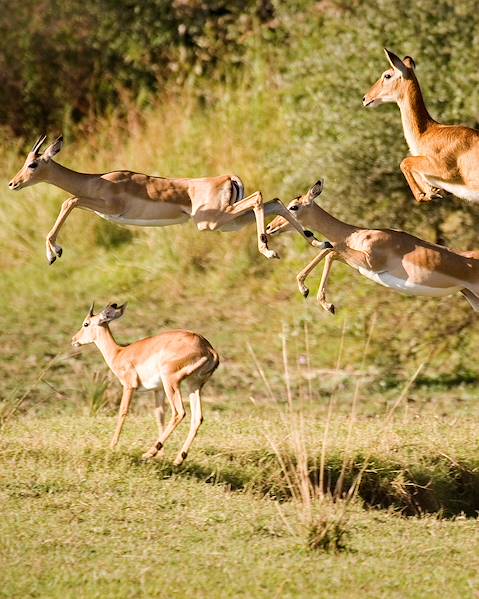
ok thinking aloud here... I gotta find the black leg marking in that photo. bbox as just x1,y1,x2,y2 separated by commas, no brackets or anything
260,233,268,244
181,451,188,460
304,230,314,238
156,441,163,451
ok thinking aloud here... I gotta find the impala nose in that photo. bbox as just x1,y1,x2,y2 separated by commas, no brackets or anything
362,96,366,104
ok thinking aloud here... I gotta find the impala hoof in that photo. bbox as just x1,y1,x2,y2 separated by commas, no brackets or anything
264,249,279,259
302,288,309,298
48,256,56,265
56,247,63,258
142,450,156,460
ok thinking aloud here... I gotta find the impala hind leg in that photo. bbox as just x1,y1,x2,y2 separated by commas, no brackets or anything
142,378,185,459
201,192,320,259
153,389,166,456
173,388,203,466
222,191,279,259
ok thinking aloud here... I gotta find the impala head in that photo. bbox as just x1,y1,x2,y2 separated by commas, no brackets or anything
72,301,127,347
362,49,416,108
8,135,64,191
266,179,324,236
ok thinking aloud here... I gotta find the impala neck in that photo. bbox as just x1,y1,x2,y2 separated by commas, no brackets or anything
301,203,356,242
94,326,121,371
42,161,95,197
397,77,435,148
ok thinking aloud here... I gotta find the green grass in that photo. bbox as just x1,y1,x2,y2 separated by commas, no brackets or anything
1,404,479,599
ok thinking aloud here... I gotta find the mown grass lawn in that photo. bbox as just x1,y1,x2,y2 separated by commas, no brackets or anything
2,404,479,599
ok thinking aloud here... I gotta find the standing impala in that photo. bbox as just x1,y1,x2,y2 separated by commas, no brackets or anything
266,180,479,313
72,302,219,465
8,135,320,264
363,49,479,204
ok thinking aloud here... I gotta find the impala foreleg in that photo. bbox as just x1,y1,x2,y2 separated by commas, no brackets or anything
173,388,203,466
142,378,185,460
316,252,336,314
110,386,135,449
296,247,334,297
400,157,447,203
45,196,81,264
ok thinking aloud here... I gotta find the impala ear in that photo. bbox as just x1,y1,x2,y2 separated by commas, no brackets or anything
384,48,409,78
98,302,127,324
42,135,64,161
402,55,416,70
307,179,324,203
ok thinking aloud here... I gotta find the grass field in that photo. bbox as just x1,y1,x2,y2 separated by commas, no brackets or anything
2,400,479,598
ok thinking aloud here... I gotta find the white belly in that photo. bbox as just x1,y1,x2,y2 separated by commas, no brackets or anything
135,357,164,390
357,267,460,297
426,178,479,203
95,212,189,227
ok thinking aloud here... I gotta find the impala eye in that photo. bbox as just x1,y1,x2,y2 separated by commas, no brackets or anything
384,73,392,80
83,322,89,327
27,161,38,169
289,205,299,211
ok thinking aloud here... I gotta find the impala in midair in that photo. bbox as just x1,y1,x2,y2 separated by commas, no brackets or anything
8,135,320,264
266,180,479,313
363,48,479,204
72,302,219,465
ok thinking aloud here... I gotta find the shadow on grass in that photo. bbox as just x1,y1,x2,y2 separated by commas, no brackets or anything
14,445,478,517
130,450,479,518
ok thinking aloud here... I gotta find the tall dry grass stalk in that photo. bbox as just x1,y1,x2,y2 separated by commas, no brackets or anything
253,316,435,550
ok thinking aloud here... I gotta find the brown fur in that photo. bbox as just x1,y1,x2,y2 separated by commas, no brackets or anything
363,49,479,203
71,304,219,465
8,136,320,263
266,181,479,313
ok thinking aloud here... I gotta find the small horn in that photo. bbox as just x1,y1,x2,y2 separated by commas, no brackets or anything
88,300,95,316
31,134,47,155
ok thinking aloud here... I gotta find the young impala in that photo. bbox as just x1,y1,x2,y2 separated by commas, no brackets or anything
266,180,479,313
363,48,479,204
8,135,320,264
72,302,219,465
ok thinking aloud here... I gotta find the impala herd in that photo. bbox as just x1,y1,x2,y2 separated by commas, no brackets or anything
10,49,479,462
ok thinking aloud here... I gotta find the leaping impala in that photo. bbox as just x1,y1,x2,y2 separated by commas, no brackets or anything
266,180,479,314
71,302,219,465
8,135,321,264
363,48,479,204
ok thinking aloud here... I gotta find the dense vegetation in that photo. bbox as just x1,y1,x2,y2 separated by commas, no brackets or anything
2,0,479,391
